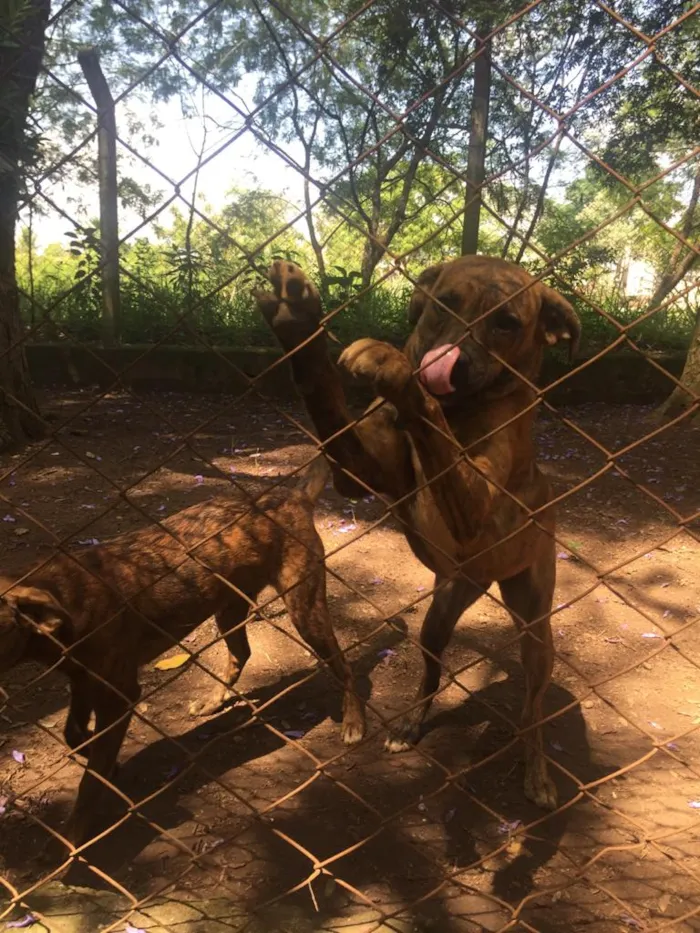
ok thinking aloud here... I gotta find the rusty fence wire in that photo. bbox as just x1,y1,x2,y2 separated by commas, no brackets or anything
1,0,700,931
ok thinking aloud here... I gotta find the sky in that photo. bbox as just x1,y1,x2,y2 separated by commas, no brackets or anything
25,77,310,250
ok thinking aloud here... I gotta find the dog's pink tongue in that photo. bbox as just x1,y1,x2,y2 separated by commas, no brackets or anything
419,345,460,395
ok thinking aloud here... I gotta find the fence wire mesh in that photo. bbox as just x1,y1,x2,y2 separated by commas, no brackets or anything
1,0,700,931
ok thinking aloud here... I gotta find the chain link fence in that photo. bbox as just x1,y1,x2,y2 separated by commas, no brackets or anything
1,1,700,931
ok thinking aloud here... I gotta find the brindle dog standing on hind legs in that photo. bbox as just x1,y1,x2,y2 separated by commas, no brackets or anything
256,255,580,810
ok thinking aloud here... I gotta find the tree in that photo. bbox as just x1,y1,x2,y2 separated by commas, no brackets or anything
652,167,700,419
0,0,50,448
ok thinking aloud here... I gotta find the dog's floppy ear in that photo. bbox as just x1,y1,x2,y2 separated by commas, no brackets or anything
539,284,581,361
408,264,444,325
4,586,72,639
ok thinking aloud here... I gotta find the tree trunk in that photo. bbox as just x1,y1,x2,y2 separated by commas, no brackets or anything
79,48,121,347
0,0,50,449
653,167,700,420
461,28,492,256
657,310,700,420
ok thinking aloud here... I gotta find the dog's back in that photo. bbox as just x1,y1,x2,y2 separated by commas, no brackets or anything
0,457,331,672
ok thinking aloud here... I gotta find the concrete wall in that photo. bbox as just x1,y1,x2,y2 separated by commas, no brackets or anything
26,343,685,405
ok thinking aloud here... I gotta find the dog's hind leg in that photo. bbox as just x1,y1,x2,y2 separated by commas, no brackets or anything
189,599,251,717
276,546,366,746
386,577,485,752
498,544,557,810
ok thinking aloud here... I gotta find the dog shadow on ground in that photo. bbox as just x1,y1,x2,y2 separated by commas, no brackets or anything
2,619,626,933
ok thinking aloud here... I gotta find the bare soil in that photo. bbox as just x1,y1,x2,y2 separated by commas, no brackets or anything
1,387,700,933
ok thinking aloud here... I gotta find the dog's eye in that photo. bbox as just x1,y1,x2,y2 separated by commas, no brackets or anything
493,311,522,333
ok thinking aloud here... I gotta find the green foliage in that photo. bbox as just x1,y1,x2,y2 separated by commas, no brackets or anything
14,0,698,362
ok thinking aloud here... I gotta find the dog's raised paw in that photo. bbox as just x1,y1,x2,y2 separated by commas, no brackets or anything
268,260,318,303
339,339,414,403
255,260,323,347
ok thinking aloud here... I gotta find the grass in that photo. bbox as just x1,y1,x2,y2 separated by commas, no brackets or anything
19,278,695,354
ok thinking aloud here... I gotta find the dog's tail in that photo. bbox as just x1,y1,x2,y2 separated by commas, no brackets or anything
296,454,331,503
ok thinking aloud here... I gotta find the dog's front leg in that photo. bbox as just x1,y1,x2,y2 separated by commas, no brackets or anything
256,262,410,499
339,339,511,545
64,673,94,757
65,677,139,847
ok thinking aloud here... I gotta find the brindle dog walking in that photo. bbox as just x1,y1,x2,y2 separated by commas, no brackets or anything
0,460,365,844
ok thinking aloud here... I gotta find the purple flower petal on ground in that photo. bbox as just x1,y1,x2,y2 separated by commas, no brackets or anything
195,474,204,484
6,915,36,928
557,552,570,560
550,741,564,752
378,648,395,662
666,742,679,751
497,819,521,835
337,523,356,533
2,515,15,522
0,795,7,815
689,800,700,809
642,632,662,639
11,750,25,764
283,730,305,739
125,924,146,933
619,917,643,930
444,808,456,824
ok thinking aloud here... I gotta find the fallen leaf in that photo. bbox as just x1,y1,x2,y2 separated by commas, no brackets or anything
154,653,190,671
14,528,29,537
658,893,671,913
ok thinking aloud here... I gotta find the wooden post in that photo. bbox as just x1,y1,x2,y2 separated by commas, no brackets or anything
461,29,492,256
78,47,120,347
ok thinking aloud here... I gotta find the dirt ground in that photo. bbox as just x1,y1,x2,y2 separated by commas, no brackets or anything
1,386,700,933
